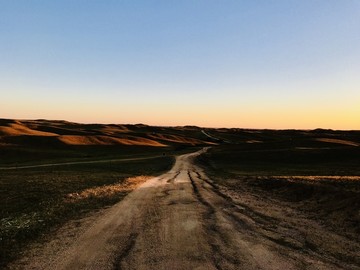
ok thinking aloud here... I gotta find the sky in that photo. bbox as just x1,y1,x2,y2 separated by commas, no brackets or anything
1,1,359,129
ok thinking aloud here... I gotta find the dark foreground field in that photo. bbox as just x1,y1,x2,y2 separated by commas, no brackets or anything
195,130,360,268
1,119,360,269
198,128,360,232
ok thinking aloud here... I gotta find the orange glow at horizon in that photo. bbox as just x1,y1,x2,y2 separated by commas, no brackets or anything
1,98,359,130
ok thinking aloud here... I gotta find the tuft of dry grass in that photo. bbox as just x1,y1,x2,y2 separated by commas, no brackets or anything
64,175,151,202
316,138,359,147
274,176,360,181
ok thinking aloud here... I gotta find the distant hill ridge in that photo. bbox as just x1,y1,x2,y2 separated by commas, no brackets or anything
1,118,359,148
0,119,215,147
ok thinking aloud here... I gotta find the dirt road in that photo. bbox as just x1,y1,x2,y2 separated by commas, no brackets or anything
10,149,360,270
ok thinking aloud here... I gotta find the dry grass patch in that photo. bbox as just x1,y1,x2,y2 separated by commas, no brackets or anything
65,175,152,202
316,138,359,147
274,176,360,182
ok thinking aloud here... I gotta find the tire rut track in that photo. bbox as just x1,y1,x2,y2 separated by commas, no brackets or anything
188,171,242,269
113,232,138,270
196,170,279,226
166,171,180,183
192,169,352,269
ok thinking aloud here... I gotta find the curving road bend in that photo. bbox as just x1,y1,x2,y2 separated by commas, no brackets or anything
15,149,360,270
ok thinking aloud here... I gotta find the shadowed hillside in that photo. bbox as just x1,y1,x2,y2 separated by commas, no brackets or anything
0,119,215,147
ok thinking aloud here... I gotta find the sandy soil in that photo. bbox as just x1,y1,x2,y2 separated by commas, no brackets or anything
8,149,360,270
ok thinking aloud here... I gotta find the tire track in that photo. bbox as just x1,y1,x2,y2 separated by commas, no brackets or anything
188,171,242,269
191,170,354,269
113,233,138,270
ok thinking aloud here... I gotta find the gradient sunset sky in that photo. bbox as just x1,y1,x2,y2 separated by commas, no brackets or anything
1,1,359,129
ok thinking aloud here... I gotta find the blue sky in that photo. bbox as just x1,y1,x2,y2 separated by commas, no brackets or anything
1,1,359,129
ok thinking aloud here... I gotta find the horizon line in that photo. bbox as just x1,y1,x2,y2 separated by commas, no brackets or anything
1,117,359,132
